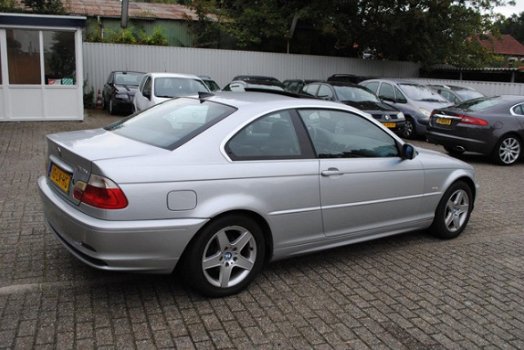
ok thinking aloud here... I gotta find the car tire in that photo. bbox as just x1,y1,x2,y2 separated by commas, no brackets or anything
491,135,521,166
444,146,464,156
401,117,416,139
429,181,473,239
183,215,266,297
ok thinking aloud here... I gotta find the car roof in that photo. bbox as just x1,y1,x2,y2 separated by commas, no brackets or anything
319,81,363,88
362,78,420,85
112,71,145,75
147,72,202,79
202,91,339,109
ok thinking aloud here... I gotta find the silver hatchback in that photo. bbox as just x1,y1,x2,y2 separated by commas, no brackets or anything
38,92,477,297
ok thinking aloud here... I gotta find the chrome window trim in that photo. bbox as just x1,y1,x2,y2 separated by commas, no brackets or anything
510,103,524,116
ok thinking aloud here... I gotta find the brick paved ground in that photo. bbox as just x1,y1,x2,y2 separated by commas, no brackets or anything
0,110,523,349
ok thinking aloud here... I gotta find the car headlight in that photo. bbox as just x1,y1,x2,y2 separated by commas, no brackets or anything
115,93,129,100
419,108,431,118
397,112,405,120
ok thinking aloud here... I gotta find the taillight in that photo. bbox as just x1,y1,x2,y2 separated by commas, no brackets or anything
457,114,489,126
73,174,128,209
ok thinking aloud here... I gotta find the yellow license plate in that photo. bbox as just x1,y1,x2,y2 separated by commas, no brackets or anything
436,118,452,126
49,164,71,193
383,122,396,128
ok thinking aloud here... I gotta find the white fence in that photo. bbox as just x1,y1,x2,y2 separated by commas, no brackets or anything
83,42,421,93
83,43,524,97
412,78,524,96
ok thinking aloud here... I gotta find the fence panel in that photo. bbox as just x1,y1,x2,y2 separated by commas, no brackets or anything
83,43,420,93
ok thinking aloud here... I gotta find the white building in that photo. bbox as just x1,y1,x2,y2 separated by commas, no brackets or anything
0,13,86,121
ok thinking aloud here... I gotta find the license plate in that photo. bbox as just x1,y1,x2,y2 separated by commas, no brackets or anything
383,122,396,128
49,163,72,193
436,118,452,126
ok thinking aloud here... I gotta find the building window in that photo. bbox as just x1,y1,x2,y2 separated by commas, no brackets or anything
7,29,41,85
43,31,76,85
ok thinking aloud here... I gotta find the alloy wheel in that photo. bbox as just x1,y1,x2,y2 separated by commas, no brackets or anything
201,225,257,288
444,189,470,233
498,137,521,165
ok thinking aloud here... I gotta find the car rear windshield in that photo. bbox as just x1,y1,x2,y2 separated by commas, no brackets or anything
455,96,503,112
114,72,144,86
105,98,236,150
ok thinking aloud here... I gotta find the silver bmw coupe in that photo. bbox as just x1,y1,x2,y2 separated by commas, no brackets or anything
38,92,477,297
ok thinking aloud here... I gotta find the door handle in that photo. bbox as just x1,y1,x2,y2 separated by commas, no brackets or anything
321,168,343,176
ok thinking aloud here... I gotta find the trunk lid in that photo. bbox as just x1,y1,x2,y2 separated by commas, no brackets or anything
46,128,166,204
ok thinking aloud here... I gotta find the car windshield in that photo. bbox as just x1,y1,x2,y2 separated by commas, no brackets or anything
454,89,483,100
399,83,448,102
105,98,236,150
455,96,502,112
334,85,380,102
114,72,144,86
154,78,209,98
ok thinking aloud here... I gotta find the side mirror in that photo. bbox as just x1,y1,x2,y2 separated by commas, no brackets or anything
401,143,416,160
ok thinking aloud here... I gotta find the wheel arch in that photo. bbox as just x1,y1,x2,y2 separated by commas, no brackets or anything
177,209,274,272
454,176,477,203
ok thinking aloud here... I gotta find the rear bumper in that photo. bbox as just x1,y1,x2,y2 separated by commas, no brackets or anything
426,129,493,155
38,176,208,273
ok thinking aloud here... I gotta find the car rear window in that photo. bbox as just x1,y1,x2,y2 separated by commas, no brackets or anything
114,72,144,86
105,98,236,150
455,96,502,112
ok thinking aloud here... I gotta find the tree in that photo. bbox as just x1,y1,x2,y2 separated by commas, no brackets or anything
493,11,524,43
22,0,64,14
190,0,510,67
0,0,18,12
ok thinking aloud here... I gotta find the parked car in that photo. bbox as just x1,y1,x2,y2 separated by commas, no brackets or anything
134,73,209,112
302,81,405,133
38,91,476,297
223,80,284,92
427,95,524,165
427,84,484,104
199,75,221,92
283,79,318,93
327,74,372,84
361,79,451,139
102,71,145,115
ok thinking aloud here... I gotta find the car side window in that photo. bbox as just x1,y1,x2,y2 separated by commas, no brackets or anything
298,109,399,158
512,104,524,115
394,87,407,103
378,83,396,101
143,77,152,97
226,110,303,160
106,73,113,84
318,85,334,100
304,84,319,96
363,82,379,94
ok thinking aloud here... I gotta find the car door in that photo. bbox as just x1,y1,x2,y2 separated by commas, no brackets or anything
298,108,424,238
225,109,323,249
